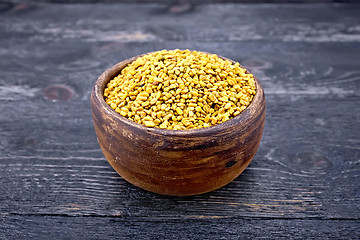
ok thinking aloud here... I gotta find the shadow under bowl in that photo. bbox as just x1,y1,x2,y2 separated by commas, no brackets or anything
91,52,266,196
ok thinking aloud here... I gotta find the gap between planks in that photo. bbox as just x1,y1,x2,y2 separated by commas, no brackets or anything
1,212,359,221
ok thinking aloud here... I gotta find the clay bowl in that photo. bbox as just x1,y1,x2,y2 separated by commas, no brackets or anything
91,52,266,196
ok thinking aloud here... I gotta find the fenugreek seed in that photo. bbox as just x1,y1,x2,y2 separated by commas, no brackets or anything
139,92,149,97
138,96,147,101
143,116,153,121
173,125,181,130
190,91,198,97
144,121,155,127
224,102,232,109
110,103,117,109
151,112,157,119
140,112,146,118
219,96,228,102
234,111,240,116
204,115,210,123
182,119,191,127
150,98,157,105
211,117,217,125
230,97,237,102
134,115,140,121
199,81,206,87
218,108,225,115
208,93,216,102
176,107,183,115
189,103,197,108
142,101,150,107
164,113,172,120
120,107,129,112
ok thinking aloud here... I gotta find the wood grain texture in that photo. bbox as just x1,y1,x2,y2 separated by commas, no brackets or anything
1,215,359,239
0,2,359,238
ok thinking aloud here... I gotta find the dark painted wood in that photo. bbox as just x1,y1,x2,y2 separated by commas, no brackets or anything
0,2,359,238
1,216,360,239
2,0,357,4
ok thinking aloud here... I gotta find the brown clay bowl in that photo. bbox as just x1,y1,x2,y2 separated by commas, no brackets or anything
91,52,266,196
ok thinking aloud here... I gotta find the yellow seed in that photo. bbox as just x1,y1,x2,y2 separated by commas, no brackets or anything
169,84,177,89
176,107,183,115
190,91,198,97
234,111,240,116
219,96,228,102
144,121,155,127
151,112,157,119
173,125,181,130
110,103,117,109
150,98,157,105
211,117,217,125
204,115,210,123
189,103,197,108
138,96,147,101
208,93,216,102
155,91,161,99
224,102,232,109
139,92,149,97
142,101,150,107
143,116,153,121
236,92,243,99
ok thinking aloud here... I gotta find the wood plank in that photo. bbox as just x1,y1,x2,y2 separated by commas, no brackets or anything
1,215,359,239
0,2,359,224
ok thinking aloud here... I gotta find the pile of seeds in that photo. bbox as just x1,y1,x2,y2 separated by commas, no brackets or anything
104,49,256,130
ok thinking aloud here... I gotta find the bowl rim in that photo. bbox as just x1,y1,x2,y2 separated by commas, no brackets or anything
92,51,265,137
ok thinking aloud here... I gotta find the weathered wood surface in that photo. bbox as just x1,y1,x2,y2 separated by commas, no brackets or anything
1,216,359,239
0,3,359,238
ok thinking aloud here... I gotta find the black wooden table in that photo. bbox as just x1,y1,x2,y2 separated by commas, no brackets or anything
1,2,359,239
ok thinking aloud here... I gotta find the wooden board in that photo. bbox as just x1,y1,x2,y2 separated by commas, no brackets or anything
1,216,359,239
0,2,359,238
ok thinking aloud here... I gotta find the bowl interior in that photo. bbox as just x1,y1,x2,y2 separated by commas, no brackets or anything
92,52,265,137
